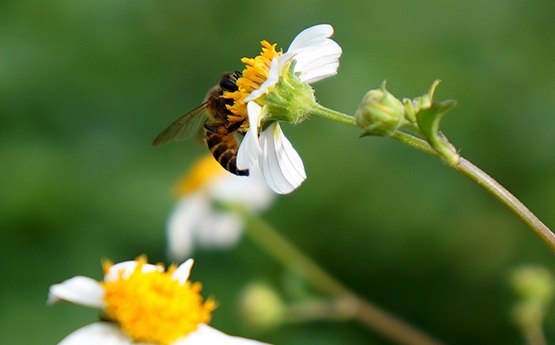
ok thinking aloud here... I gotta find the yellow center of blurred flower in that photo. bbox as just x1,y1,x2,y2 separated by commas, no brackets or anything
173,155,226,198
101,258,216,345
224,40,282,122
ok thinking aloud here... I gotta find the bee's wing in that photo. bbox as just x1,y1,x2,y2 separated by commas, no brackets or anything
152,103,208,147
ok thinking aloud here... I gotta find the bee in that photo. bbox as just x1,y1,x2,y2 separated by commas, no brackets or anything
152,71,249,176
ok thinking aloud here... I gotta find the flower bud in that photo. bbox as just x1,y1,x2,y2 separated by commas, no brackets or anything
238,282,285,331
510,266,554,331
512,266,554,306
355,82,407,136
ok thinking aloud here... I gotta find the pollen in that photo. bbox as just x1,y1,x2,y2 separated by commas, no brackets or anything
101,258,216,345
173,155,226,198
224,40,282,120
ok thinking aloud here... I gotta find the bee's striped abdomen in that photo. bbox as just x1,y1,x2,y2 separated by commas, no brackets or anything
205,131,249,176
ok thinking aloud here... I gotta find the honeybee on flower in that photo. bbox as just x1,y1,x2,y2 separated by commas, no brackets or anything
153,24,342,194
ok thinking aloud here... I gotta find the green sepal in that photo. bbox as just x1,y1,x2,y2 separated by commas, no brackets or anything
416,99,459,166
263,60,316,124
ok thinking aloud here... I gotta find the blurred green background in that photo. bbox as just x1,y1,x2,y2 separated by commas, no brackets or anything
2,0,555,344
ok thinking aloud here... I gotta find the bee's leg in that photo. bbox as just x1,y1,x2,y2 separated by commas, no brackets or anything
225,119,245,133
204,123,227,135
205,119,245,135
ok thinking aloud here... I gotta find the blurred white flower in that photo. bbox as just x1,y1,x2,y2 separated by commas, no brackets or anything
48,257,269,345
167,155,275,260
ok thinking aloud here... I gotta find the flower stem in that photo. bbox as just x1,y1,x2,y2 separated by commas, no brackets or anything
386,132,555,252
311,104,356,126
309,101,555,250
454,157,555,251
228,204,447,345
389,131,439,158
523,325,547,345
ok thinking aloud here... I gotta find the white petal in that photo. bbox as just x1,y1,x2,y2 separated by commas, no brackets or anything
259,123,306,194
298,63,340,84
58,322,131,345
174,324,270,345
207,165,275,210
48,276,105,309
167,194,210,261
295,43,342,84
245,25,340,103
283,24,342,84
240,165,277,209
196,211,243,249
171,258,194,285
244,57,286,103
104,261,162,282
236,102,263,170
287,24,334,53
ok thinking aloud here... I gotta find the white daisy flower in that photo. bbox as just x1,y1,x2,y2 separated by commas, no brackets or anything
48,257,269,345
167,155,274,261
223,24,342,194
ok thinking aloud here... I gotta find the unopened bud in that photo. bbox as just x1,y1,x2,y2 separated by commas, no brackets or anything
510,266,555,331
238,282,285,331
355,82,407,136
512,266,554,306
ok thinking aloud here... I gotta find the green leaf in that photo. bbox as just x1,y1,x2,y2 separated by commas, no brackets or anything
416,100,459,166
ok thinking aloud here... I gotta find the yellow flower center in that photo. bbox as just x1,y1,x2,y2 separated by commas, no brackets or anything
101,258,216,345
224,40,282,122
173,155,226,198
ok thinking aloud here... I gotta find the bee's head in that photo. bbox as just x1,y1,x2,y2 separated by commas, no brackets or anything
219,72,241,92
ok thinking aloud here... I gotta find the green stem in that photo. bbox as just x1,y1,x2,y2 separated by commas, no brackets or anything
454,157,555,252
313,100,555,250
524,324,547,345
311,104,357,127
228,204,447,345
387,131,555,252
283,298,359,323
389,131,439,158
